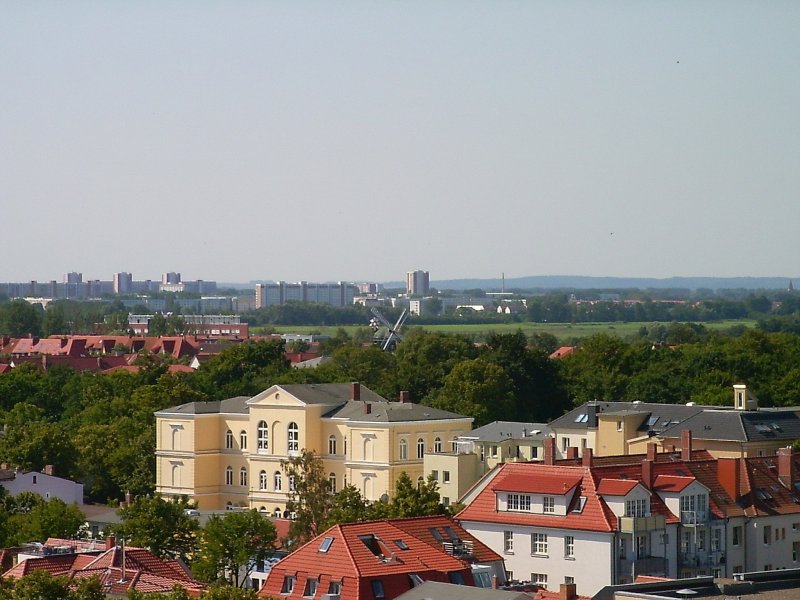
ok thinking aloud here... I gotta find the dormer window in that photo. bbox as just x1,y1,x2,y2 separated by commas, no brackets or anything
543,496,555,513
507,493,532,512
680,492,708,522
625,498,648,517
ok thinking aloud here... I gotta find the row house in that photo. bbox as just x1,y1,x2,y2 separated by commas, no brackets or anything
155,382,472,512
456,432,800,597
548,384,800,460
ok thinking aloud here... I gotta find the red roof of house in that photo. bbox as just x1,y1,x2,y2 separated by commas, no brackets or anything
596,479,642,496
387,515,503,564
653,475,696,493
493,472,583,495
259,519,477,600
457,463,617,533
549,346,575,359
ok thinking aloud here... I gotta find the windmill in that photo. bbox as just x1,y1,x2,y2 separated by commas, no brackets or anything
369,306,408,351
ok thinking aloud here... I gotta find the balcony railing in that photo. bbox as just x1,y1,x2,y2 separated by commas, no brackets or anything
680,511,708,525
618,556,668,578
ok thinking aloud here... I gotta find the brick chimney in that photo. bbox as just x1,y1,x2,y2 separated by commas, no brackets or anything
566,446,578,460
363,402,372,415
351,382,361,401
105,536,116,550
544,436,556,465
559,583,577,600
642,458,654,489
681,430,693,461
399,390,410,404
778,447,795,489
43,464,55,476
582,447,593,467
647,443,658,461
718,457,741,501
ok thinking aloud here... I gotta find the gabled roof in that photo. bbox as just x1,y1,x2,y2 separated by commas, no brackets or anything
259,518,478,600
658,409,800,443
457,463,617,533
550,401,704,434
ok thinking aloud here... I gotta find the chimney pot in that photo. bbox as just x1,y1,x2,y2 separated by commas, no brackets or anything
642,458,654,490
582,447,593,467
566,446,578,460
559,583,577,600
399,390,410,403
43,464,54,476
105,536,116,550
351,382,361,401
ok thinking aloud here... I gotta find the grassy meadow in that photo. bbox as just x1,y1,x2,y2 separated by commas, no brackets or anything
254,319,757,343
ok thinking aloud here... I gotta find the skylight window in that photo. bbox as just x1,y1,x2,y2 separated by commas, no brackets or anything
429,528,444,542
646,415,660,427
443,526,460,542
319,536,334,553
574,413,588,423
394,539,409,550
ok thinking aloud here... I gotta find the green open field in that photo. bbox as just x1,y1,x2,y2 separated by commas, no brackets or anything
254,319,757,342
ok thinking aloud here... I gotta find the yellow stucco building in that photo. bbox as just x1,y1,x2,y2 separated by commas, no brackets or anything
155,382,472,513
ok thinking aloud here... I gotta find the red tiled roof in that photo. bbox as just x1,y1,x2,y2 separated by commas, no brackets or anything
493,472,582,495
457,463,617,533
653,475,695,493
596,479,642,496
387,515,503,564
549,346,575,359
259,520,476,600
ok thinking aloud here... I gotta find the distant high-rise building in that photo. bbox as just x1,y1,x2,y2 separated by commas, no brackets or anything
161,272,181,285
113,272,133,294
406,270,429,296
64,272,82,284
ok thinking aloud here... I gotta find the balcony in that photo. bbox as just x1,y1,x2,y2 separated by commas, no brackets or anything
618,556,668,578
618,515,666,533
679,551,724,568
680,511,708,526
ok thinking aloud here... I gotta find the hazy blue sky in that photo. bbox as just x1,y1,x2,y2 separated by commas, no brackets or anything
2,1,799,284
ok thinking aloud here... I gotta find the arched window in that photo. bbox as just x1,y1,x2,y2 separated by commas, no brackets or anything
417,438,425,459
328,435,337,455
240,467,248,487
259,470,268,491
399,439,408,460
225,466,233,486
225,429,234,449
274,471,282,491
259,506,267,513
329,473,337,494
257,421,268,452
434,437,442,453
171,464,180,487
274,507,282,518
240,430,248,450
288,422,299,452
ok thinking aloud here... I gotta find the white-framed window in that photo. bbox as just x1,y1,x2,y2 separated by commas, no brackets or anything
562,437,570,452
531,532,547,555
434,437,442,452
281,575,295,594
625,498,647,517
507,494,532,512
274,471,282,491
504,531,514,553
399,439,408,460
225,429,234,449
328,435,337,455
258,420,269,452
531,573,548,587
225,466,233,486
259,470,268,490
565,576,574,584
543,496,555,513
288,422,299,452
240,430,247,450
303,578,318,598
443,471,450,483
329,473,337,494
417,438,425,459
240,467,248,487
565,535,574,557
